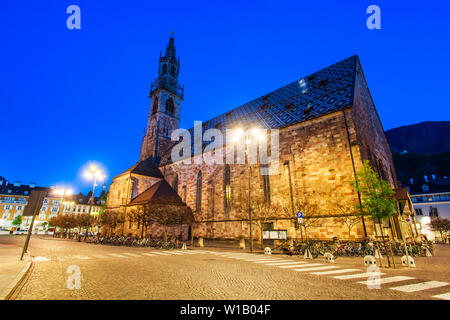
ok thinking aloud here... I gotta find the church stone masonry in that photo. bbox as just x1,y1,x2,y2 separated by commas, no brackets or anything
106,35,416,241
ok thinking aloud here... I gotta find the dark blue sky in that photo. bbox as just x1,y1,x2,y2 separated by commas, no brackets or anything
1,1,449,195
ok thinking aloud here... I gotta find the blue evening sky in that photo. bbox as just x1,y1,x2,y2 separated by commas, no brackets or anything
1,0,449,195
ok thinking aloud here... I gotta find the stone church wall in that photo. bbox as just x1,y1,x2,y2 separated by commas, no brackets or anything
158,109,379,241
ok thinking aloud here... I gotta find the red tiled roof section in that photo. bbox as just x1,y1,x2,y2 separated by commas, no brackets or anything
129,180,184,206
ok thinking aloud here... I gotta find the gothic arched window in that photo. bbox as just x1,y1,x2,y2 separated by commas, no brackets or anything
166,98,175,114
261,164,271,204
152,97,159,114
173,174,178,194
224,165,231,212
162,64,167,74
196,171,202,212
171,65,176,76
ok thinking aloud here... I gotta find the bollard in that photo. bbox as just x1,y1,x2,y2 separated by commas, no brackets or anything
324,252,335,263
198,237,204,247
264,247,272,255
239,237,246,250
364,255,377,266
401,255,416,268
181,243,187,250
304,249,313,259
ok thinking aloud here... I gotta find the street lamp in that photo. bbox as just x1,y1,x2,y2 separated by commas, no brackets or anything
231,127,266,252
83,165,106,240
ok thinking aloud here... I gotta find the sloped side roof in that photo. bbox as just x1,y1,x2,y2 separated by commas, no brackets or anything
193,55,356,132
115,158,164,179
160,55,358,165
129,180,184,205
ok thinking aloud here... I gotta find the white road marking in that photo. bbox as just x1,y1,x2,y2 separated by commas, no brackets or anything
91,254,108,259
432,292,450,300
265,261,306,266
311,268,361,275
161,251,183,255
390,281,449,293
123,253,140,257
141,253,155,257
278,263,322,269
251,259,287,263
74,255,90,260
151,252,170,256
108,253,126,258
32,256,51,262
245,258,284,262
357,276,415,285
333,272,385,280
293,266,340,272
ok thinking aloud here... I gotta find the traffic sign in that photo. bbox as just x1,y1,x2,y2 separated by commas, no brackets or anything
297,212,303,218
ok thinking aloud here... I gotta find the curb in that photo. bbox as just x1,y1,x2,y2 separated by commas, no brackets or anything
0,252,33,300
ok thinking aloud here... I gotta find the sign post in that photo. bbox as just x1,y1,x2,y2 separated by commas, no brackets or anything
20,189,47,261
297,212,303,241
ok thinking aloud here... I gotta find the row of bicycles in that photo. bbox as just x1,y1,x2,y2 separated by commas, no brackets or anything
84,234,182,250
277,239,434,259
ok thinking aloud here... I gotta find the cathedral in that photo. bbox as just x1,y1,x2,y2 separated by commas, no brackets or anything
105,35,417,242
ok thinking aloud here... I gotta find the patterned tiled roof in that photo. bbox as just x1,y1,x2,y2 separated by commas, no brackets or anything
159,55,358,165
190,55,357,133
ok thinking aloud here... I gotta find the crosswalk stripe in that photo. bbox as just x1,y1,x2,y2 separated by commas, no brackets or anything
293,266,340,272
73,255,90,260
311,268,361,275
161,251,183,255
278,263,321,269
108,253,126,258
151,252,170,255
254,260,294,264
265,261,305,266
432,292,450,300
91,254,107,259
123,253,140,257
357,276,415,285
390,281,449,293
244,258,284,262
141,253,155,257
333,272,385,280
251,259,287,263
33,256,51,262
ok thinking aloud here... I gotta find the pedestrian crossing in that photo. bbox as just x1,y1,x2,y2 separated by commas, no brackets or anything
31,249,450,300
201,250,450,300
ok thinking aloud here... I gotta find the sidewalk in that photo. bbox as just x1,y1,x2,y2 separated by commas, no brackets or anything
0,236,32,300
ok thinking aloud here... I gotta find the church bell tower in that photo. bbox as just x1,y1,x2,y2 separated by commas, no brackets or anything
140,34,184,163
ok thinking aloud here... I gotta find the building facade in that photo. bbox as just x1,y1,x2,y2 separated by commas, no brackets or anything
106,36,416,242
0,176,102,232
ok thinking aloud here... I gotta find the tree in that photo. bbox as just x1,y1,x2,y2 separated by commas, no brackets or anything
147,204,193,240
238,195,288,248
328,196,361,240
430,217,450,242
278,197,321,242
12,215,22,228
351,160,397,240
101,209,124,236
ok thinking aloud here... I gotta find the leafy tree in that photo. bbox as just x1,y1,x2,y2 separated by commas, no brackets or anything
351,160,397,239
12,215,22,227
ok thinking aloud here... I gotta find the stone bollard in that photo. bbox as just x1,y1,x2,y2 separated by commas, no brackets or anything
239,237,246,250
264,247,272,255
198,237,204,247
181,243,187,250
